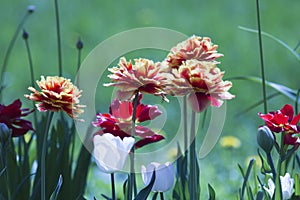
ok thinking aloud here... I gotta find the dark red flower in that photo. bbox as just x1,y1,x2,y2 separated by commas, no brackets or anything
259,104,300,133
0,99,34,137
93,95,164,149
259,104,300,146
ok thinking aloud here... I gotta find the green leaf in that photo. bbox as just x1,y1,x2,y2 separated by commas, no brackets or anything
100,194,112,200
240,159,255,200
294,174,300,196
0,167,6,177
208,184,215,200
12,173,36,200
237,164,245,178
134,170,156,200
152,192,158,200
229,76,299,104
49,174,63,200
123,177,128,200
257,149,271,174
238,26,300,61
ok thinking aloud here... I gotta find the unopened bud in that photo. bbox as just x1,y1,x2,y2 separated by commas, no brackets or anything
22,30,29,40
27,5,35,14
0,123,11,144
257,126,274,153
76,38,83,50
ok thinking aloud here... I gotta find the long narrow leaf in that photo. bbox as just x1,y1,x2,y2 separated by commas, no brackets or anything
230,76,299,103
134,171,156,200
241,159,255,200
208,184,215,200
0,167,6,177
238,164,245,178
49,174,63,200
100,194,112,200
255,191,264,200
238,26,300,61
12,173,36,200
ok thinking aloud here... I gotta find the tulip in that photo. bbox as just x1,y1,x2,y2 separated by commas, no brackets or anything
264,173,294,200
93,133,134,173
141,162,174,192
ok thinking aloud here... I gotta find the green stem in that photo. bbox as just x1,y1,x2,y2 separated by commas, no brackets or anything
54,0,62,76
160,192,164,200
274,133,285,200
22,30,38,127
266,153,276,180
128,92,139,199
255,0,267,113
1,141,11,200
76,38,83,72
189,110,197,200
183,95,188,153
111,173,116,200
0,12,30,98
295,89,300,114
41,112,54,200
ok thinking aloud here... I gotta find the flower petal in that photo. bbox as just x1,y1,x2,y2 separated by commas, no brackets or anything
134,134,164,149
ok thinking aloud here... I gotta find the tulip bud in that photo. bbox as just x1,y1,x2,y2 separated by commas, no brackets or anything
27,5,35,14
22,30,29,40
76,38,83,50
257,126,274,153
0,123,11,144
141,162,174,192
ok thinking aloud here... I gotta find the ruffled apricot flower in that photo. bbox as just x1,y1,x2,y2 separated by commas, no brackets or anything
24,76,85,119
104,57,169,102
166,35,223,69
167,60,234,112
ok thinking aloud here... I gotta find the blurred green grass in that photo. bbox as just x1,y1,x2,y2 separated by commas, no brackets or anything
1,0,299,199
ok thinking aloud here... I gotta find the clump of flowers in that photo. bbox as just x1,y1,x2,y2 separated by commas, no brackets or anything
104,57,169,102
166,60,235,112
93,94,164,149
0,99,34,137
166,35,223,69
24,76,85,119
264,173,294,200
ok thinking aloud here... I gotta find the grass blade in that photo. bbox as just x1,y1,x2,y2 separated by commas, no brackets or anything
49,175,63,200
239,26,300,61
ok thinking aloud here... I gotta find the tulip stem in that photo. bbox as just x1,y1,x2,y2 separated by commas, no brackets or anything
22,30,38,128
255,0,267,113
183,95,188,153
159,192,164,200
111,173,116,200
128,92,139,199
266,153,276,180
54,0,62,76
190,110,198,200
0,11,30,99
41,112,54,200
274,133,285,200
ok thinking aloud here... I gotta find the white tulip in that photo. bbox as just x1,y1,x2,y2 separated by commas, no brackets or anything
141,162,174,192
93,133,134,173
264,173,294,200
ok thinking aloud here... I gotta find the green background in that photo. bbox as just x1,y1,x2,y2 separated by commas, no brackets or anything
0,0,299,198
